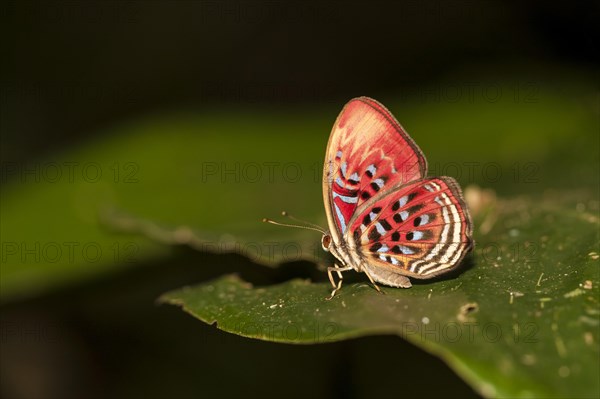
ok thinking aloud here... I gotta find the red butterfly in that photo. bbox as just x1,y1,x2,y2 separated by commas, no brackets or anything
267,97,473,298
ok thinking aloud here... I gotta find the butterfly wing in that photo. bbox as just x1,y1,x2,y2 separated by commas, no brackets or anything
346,176,473,283
323,97,427,244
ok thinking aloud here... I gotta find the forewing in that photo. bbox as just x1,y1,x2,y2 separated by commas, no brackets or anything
323,97,427,242
347,177,473,278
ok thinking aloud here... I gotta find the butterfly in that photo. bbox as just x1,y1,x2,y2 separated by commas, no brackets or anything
266,97,473,299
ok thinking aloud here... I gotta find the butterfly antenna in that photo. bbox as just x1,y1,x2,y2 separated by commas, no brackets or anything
280,211,326,232
262,213,326,235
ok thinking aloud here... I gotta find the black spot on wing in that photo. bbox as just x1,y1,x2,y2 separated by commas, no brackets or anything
370,243,382,252
380,219,392,231
392,192,418,211
363,213,371,225
368,228,381,242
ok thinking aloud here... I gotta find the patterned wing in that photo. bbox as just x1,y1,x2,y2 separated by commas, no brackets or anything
347,177,473,280
323,97,427,243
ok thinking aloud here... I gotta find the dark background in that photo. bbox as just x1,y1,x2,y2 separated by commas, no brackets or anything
3,1,598,166
2,1,599,398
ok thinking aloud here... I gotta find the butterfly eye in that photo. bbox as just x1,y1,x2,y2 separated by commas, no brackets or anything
321,234,332,251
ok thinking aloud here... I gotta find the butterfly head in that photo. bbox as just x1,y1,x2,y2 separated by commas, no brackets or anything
321,233,332,252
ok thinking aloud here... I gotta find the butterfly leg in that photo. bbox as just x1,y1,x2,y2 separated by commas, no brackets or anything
362,268,384,294
326,264,353,300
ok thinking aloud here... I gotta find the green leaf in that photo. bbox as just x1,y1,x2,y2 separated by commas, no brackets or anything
160,193,600,399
